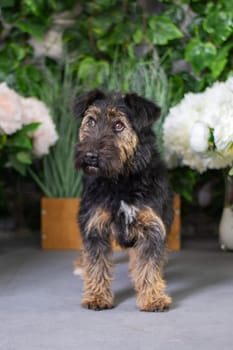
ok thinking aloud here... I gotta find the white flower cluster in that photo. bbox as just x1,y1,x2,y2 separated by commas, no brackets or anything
163,77,233,173
0,82,58,156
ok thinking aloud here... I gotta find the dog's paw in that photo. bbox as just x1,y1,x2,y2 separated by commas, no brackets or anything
139,294,172,312
118,200,138,225
73,253,84,277
81,295,114,311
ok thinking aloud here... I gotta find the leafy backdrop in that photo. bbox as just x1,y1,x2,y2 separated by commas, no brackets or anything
0,0,233,215
1,0,233,101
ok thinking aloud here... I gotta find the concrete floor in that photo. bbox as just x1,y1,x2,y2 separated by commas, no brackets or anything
1,239,233,350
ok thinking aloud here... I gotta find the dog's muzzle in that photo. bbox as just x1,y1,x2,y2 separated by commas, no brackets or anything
83,152,99,174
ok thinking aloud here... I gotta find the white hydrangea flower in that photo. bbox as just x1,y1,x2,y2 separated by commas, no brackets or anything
190,121,210,153
163,76,233,172
0,82,23,135
21,97,58,156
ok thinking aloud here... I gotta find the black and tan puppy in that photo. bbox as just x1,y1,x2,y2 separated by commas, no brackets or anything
74,90,173,312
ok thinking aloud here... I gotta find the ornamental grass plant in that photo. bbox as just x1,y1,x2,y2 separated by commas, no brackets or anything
30,67,82,198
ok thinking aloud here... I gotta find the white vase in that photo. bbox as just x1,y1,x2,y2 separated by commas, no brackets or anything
219,175,233,251
219,207,233,250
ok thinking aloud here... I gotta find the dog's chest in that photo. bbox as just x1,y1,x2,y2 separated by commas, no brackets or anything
83,173,154,212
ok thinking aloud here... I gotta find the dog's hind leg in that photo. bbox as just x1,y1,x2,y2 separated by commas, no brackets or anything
129,207,172,312
80,208,114,311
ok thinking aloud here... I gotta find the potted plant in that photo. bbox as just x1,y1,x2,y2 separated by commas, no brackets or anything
29,69,83,250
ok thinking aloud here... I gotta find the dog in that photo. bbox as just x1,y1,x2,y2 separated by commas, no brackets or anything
73,90,174,312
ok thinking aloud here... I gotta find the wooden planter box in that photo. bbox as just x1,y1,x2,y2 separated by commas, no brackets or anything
41,195,181,250
167,194,181,250
41,198,82,250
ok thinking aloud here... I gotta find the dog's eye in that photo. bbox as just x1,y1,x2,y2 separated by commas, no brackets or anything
113,121,125,132
87,117,96,128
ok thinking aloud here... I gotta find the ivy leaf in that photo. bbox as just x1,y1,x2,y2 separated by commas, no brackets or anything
209,43,233,79
185,39,217,73
147,15,183,45
92,16,114,38
203,10,233,45
15,20,49,40
77,57,110,87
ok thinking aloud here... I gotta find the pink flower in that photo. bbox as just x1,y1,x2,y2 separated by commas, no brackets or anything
21,97,58,156
0,82,23,135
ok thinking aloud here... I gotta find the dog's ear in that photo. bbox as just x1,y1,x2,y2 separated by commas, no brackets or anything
124,93,161,130
73,89,105,119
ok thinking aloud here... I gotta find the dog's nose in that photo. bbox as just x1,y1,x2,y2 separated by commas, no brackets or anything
84,152,99,166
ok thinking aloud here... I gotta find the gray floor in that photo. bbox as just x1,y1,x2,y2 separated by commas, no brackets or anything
1,240,233,350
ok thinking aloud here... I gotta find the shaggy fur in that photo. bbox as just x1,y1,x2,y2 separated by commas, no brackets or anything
74,90,173,311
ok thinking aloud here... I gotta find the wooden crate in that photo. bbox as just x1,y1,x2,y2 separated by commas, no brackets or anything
167,194,181,250
41,198,82,250
41,195,181,250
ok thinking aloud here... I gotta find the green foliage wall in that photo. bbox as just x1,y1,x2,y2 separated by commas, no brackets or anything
1,0,232,205
1,0,233,104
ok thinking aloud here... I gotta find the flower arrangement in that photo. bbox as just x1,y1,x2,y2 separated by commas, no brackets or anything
163,77,233,173
0,82,58,175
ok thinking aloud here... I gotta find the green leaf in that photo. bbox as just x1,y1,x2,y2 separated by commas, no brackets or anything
147,15,183,45
185,39,217,73
16,152,32,165
77,57,96,80
78,57,110,87
209,43,233,79
21,122,41,133
22,0,40,15
15,20,48,39
133,29,143,44
22,0,50,17
9,132,32,150
91,16,114,38
203,10,233,44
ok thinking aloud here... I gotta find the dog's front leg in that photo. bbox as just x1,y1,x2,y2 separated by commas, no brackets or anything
80,208,114,311
128,207,172,312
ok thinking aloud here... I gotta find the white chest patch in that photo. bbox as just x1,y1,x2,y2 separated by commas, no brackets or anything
119,200,138,225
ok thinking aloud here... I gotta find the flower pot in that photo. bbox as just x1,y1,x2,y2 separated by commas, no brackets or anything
41,195,181,250
41,198,82,250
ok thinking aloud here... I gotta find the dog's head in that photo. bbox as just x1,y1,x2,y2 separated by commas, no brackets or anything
73,89,161,177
